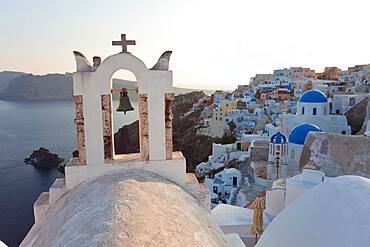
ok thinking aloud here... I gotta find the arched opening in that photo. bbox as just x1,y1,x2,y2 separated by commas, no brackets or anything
110,69,140,159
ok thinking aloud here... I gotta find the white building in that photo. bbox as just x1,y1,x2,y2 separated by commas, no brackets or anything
331,94,365,114
204,167,242,206
265,168,326,220
257,175,370,247
198,107,224,138
338,64,370,84
212,204,270,246
282,90,351,135
286,123,321,175
213,90,228,106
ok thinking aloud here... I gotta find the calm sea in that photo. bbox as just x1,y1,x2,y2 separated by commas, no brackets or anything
0,99,138,246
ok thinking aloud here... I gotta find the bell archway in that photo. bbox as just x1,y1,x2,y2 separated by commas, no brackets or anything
73,51,173,165
109,69,140,160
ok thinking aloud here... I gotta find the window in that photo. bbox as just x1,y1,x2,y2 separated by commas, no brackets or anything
313,108,317,115
290,149,295,159
237,142,242,150
349,97,355,106
341,130,346,134
213,186,218,194
301,107,305,115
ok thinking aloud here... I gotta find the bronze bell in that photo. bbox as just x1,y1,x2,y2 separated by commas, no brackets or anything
116,89,134,114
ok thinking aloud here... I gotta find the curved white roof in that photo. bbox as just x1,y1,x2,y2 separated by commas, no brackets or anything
212,204,269,227
226,168,242,175
256,176,370,247
21,169,229,247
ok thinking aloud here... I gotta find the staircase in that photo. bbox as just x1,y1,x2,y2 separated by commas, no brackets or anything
33,178,67,222
230,176,245,205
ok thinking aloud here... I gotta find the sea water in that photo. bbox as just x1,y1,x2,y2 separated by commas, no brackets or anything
0,99,138,246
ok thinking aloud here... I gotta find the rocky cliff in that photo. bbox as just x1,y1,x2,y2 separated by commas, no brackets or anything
299,132,370,178
0,73,73,101
0,71,27,93
0,71,213,101
114,91,220,172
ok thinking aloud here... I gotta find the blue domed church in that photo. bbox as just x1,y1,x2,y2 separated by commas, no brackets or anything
282,90,351,136
287,123,321,175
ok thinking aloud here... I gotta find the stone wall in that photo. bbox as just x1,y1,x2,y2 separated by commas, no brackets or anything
299,132,370,178
74,95,86,165
101,95,113,161
165,93,174,159
139,93,149,160
250,140,269,162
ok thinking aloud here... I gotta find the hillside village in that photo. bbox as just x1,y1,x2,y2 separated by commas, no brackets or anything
173,64,370,245
190,64,369,210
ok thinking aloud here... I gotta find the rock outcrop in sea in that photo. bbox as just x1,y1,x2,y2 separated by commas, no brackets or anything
24,147,64,168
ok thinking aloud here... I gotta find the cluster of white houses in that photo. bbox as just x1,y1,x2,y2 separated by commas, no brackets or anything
195,64,369,141
193,64,369,246
199,88,369,246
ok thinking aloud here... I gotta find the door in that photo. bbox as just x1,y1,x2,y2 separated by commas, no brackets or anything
233,177,238,187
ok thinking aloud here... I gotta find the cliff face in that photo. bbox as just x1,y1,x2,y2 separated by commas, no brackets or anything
299,132,370,178
0,71,27,93
114,91,217,172
0,70,212,101
0,73,73,101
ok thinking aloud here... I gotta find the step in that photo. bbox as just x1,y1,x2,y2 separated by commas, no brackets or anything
185,173,211,210
34,192,49,222
49,178,67,205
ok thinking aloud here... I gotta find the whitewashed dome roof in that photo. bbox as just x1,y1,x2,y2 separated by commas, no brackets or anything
256,176,370,247
21,169,229,247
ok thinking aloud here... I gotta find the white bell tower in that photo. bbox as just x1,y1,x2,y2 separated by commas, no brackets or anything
267,132,288,181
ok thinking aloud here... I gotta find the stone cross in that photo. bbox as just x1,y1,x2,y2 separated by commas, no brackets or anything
112,34,136,53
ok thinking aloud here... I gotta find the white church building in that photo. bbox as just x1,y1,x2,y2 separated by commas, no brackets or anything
266,125,321,180
282,90,351,135
286,123,321,176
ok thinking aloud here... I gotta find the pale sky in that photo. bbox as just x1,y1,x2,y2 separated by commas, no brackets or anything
0,0,369,90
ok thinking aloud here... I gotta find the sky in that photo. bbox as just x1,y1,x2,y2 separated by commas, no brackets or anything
0,0,369,90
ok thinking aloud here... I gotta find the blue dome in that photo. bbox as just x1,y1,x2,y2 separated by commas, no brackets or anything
270,131,287,144
289,123,321,145
299,90,327,103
